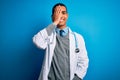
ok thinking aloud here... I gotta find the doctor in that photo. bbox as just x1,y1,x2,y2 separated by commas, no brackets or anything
33,3,89,80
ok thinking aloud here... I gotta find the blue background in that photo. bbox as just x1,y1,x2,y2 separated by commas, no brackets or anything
0,0,120,80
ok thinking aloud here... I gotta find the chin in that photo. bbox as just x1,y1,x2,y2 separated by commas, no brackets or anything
58,24,65,27
58,22,66,26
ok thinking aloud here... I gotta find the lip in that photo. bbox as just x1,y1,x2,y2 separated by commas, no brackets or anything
60,19,64,22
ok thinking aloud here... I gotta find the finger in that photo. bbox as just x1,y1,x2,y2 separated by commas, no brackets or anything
56,6,61,14
56,6,60,14
58,6,61,13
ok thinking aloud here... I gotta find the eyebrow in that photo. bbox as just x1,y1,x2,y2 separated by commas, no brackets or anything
62,11,67,13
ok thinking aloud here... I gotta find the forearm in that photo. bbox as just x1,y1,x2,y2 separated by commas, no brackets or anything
46,23,56,36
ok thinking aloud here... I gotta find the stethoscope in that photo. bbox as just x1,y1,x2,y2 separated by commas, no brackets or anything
48,29,80,53
73,32,80,53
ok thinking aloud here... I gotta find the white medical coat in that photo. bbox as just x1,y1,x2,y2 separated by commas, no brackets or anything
33,27,89,80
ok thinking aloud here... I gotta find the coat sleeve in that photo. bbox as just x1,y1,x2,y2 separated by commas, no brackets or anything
75,33,89,79
33,28,49,49
33,23,56,49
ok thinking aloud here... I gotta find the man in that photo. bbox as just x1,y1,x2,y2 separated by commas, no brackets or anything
33,3,89,80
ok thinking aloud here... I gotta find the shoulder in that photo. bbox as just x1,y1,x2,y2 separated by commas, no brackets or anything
73,32,86,47
74,32,84,40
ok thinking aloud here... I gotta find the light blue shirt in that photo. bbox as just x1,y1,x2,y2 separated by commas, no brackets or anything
55,27,69,37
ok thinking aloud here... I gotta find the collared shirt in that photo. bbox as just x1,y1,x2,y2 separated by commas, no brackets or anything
47,24,70,80
55,27,69,37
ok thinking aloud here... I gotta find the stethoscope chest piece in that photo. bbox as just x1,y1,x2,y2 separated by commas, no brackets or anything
75,48,80,53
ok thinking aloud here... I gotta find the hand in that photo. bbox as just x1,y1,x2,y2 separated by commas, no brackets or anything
52,6,62,25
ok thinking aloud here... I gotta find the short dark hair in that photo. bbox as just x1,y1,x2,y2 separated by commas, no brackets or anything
52,3,68,16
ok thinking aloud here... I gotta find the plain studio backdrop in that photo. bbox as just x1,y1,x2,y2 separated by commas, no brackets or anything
0,0,120,80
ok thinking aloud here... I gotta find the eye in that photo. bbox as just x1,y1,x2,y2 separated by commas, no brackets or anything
62,11,67,14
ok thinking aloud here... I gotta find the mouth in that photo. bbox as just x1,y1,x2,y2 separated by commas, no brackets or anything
59,19,64,22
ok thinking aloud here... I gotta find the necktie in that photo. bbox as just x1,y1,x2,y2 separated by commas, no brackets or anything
60,30,64,37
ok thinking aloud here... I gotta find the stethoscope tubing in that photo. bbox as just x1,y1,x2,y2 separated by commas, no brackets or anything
49,30,80,53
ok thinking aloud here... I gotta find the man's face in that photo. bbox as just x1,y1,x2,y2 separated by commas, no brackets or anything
52,6,68,27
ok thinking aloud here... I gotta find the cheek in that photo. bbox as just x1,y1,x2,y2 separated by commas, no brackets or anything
64,15,68,19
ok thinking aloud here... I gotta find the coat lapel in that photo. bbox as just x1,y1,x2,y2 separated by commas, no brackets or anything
69,28,76,80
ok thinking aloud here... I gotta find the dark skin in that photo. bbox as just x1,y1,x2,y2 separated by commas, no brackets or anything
52,5,68,29
52,5,82,80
